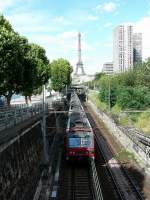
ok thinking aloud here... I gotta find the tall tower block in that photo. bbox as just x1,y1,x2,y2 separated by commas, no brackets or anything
75,32,85,75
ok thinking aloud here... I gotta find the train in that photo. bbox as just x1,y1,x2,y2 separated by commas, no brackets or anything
65,91,95,160
67,85,87,102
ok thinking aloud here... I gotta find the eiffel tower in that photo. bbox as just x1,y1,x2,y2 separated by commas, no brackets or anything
74,32,85,75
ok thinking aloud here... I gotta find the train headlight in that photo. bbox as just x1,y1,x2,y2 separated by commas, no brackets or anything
86,150,89,155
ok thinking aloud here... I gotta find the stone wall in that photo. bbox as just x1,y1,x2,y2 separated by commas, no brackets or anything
0,123,43,200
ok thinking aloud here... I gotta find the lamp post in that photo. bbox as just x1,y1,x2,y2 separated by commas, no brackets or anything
42,84,48,164
108,76,111,113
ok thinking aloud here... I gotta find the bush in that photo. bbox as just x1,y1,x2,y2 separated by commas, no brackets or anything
135,111,150,135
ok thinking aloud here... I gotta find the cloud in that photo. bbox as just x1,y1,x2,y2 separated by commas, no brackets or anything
104,22,113,27
6,12,70,34
0,0,24,12
96,2,117,13
134,16,150,60
87,15,99,21
26,30,91,59
27,31,97,73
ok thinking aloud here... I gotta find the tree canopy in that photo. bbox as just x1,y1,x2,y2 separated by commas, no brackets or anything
50,58,72,91
22,44,51,98
91,59,150,110
0,15,51,105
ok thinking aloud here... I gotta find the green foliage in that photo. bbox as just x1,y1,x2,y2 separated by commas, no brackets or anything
88,72,105,89
0,20,28,104
95,72,105,81
117,86,150,109
88,59,150,135
118,114,130,126
135,111,150,135
115,149,137,163
0,15,13,31
99,76,117,108
88,90,107,112
95,60,150,110
111,104,121,115
50,58,72,91
21,43,51,98
0,15,51,104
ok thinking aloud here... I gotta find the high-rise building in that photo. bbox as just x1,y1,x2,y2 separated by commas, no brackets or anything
133,33,142,64
113,25,133,72
102,62,113,75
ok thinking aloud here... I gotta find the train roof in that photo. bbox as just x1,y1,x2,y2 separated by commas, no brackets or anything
67,91,91,130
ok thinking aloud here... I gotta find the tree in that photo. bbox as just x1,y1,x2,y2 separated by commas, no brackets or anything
21,43,51,103
0,15,13,31
0,19,28,105
0,15,51,105
50,58,72,91
94,72,105,81
99,75,117,108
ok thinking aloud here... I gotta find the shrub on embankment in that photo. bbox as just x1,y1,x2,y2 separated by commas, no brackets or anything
89,60,150,135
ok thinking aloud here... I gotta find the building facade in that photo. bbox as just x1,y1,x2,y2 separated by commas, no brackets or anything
133,33,142,64
102,62,113,75
113,25,133,72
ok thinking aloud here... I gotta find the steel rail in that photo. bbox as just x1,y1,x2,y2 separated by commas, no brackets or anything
89,158,103,200
95,133,126,200
95,132,144,200
119,126,150,147
121,166,145,200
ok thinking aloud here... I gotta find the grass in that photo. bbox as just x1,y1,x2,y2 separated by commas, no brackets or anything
114,149,137,164
134,111,150,136
88,90,107,112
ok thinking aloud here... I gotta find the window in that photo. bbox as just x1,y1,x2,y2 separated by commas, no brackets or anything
69,138,81,147
68,133,93,148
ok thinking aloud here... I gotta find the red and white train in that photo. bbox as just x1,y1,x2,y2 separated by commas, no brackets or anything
65,92,95,160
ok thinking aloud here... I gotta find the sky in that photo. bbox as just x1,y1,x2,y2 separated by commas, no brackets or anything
1,0,150,74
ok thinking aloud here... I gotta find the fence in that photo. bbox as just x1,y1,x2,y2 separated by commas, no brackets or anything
0,103,48,132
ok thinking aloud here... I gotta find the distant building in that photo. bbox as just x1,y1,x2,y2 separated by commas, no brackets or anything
133,33,142,64
113,25,133,72
102,62,113,75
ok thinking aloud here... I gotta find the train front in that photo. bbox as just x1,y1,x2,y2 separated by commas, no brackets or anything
66,129,95,160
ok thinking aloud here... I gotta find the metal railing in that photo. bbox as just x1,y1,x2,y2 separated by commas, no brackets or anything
89,158,103,200
0,103,48,132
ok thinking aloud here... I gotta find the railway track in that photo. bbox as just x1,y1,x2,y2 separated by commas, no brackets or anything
84,103,145,200
95,142,122,200
58,160,95,200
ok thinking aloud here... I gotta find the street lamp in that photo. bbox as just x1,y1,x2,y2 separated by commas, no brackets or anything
42,84,48,164
108,76,111,113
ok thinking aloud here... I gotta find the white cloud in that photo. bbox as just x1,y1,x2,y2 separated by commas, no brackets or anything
53,16,72,25
134,16,150,60
104,22,113,27
0,0,22,12
87,15,99,21
6,12,70,34
26,30,105,74
6,10,98,73
96,2,117,13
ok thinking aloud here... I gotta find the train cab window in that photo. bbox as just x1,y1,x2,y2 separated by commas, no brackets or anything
81,137,91,147
68,132,93,148
69,138,81,147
